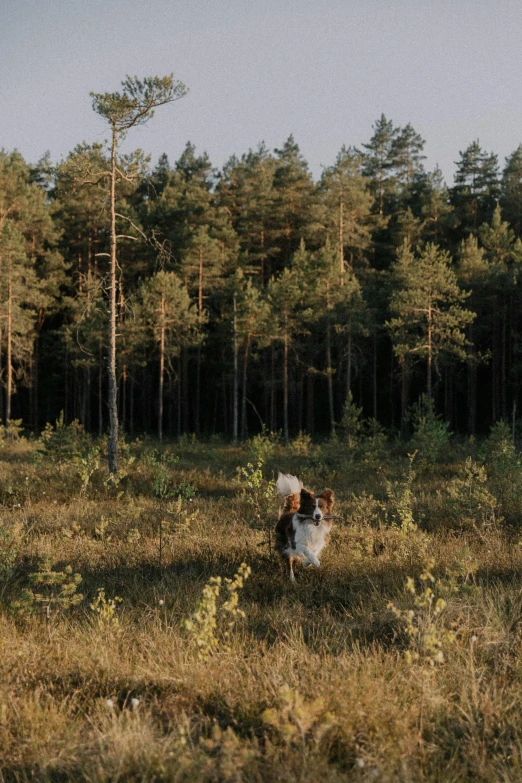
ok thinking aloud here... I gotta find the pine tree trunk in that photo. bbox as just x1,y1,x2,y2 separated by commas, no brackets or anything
327,323,335,433
400,355,410,436
270,345,276,432
6,279,12,430
177,357,182,436
221,369,228,435
168,374,174,436
427,307,433,396
158,294,165,442
240,336,251,439
28,347,35,431
390,351,396,431
339,192,344,277
98,341,103,436
86,366,91,430
306,372,314,434
502,306,507,419
198,246,204,315
195,347,201,436
75,367,80,421
195,251,204,436
467,323,477,434
468,360,477,434
283,310,289,446
121,366,126,431
492,327,498,423
346,328,353,400
129,373,134,437
232,293,238,442
64,345,69,421
182,348,189,433
373,334,378,420
80,365,89,426
0,325,4,424
297,364,304,432
107,125,119,476
30,337,39,431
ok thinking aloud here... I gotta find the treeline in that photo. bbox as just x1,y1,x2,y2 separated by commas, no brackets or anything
2,114,522,440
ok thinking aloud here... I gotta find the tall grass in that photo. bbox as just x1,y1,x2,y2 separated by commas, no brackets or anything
1,428,522,781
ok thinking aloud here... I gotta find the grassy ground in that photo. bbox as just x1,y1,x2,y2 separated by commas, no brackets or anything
2,424,522,781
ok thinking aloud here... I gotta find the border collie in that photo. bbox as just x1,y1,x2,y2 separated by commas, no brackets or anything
275,473,335,581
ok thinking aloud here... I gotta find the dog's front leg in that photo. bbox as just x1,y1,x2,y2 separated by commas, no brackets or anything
301,547,320,567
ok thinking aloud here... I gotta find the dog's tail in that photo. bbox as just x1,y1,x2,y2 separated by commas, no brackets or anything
276,472,302,497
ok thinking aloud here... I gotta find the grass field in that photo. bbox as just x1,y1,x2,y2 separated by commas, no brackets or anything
2,420,522,782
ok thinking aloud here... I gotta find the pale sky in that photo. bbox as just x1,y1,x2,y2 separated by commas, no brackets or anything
2,0,522,182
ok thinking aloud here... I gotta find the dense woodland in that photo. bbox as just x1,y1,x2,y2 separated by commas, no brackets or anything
3,111,522,440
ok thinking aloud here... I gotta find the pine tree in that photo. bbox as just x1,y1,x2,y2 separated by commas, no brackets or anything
501,146,522,236
418,167,454,246
361,114,399,217
317,147,376,273
0,222,39,428
228,270,271,438
272,136,314,269
452,141,499,236
0,150,62,429
91,74,187,475
387,243,476,410
216,144,278,281
140,271,201,441
266,264,305,445
457,235,493,431
391,123,427,196
478,205,522,419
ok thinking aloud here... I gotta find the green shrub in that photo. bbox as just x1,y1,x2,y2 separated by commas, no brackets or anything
340,392,363,450
289,430,316,457
0,418,24,443
237,461,276,534
145,449,179,500
247,426,278,465
12,557,83,618
446,457,499,529
385,452,418,532
408,394,451,464
483,421,522,520
38,411,92,463
183,562,251,659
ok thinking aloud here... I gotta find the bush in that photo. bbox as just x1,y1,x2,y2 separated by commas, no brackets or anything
340,392,363,450
446,457,499,530
247,426,278,465
289,431,316,457
482,421,522,520
38,411,92,463
408,394,451,465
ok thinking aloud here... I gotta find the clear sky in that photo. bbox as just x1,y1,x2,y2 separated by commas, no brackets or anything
2,0,522,182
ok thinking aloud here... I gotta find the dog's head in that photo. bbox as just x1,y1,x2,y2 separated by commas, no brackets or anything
298,487,334,526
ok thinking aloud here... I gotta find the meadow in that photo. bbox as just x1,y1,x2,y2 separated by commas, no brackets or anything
2,412,522,782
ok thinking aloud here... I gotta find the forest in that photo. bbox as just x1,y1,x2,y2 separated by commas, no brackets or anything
6,77,522,783
3,84,522,443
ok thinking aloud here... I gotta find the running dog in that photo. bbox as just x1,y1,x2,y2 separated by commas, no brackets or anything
275,473,335,581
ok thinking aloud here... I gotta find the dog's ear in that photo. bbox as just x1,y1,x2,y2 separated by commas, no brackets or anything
299,487,315,514
319,488,334,509
282,493,300,514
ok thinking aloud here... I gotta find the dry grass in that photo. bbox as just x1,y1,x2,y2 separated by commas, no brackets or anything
1,434,522,781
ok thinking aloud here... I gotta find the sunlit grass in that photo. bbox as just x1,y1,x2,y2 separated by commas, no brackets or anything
1,433,522,781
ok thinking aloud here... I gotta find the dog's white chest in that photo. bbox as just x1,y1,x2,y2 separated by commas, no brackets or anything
291,515,330,558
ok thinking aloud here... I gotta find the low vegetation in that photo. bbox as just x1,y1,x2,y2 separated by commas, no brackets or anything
2,418,522,781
